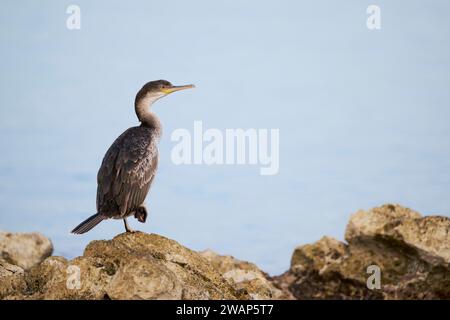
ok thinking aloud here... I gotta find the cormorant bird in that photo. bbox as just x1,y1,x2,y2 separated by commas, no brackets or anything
71,80,195,234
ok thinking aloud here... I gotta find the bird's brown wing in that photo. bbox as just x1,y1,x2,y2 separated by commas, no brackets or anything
96,126,158,218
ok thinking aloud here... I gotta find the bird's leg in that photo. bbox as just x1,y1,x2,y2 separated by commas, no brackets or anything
123,218,134,233
134,205,148,223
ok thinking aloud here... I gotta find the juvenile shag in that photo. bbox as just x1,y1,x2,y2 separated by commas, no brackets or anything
71,80,195,234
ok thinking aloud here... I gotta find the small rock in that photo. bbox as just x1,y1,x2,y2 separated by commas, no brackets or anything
199,249,290,300
0,231,53,270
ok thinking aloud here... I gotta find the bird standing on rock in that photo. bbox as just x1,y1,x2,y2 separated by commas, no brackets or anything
71,80,195,234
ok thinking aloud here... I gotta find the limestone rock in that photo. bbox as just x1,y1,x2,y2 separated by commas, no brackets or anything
0,259,24,278
274,204,450,299
199,249,290,299
345,204,450,265
3,204,450,300
0,231,53,270
0,232,248,300
273,236,382,299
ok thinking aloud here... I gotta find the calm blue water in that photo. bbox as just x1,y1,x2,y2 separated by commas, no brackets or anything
1,1,450,274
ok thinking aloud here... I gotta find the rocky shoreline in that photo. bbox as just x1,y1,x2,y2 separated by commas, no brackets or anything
1,204,449,299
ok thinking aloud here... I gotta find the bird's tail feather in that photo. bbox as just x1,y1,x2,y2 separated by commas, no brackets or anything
71,213,105,234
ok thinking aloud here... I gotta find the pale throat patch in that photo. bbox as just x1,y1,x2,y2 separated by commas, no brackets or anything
141,91,166,107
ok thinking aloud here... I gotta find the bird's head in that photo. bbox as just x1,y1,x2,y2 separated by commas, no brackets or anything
135,80,195,107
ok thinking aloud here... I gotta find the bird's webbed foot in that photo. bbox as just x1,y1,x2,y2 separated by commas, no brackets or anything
134,205,148,223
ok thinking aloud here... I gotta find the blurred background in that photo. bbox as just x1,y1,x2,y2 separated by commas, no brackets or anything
0,0,449,274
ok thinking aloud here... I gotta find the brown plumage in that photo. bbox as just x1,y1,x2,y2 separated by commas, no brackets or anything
72,80,194,234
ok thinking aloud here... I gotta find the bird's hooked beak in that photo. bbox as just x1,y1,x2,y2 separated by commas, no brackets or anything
160,84,195,95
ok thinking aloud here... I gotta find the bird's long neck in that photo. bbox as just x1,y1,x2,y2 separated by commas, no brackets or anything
135,94,162,133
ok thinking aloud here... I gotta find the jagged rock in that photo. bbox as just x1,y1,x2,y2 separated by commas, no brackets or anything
199,249,291,300
0,231,53,270
0,259,24,278
0,232,248,300
272,236,382,299
345,204,450,265
274,204,450,300
0,258,25,299
2,204,450,300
